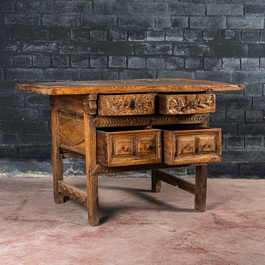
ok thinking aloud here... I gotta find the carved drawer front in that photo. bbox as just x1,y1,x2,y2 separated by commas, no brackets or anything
97,129,162,167
98,94,155,116
158,94,216,115
163,128,221,165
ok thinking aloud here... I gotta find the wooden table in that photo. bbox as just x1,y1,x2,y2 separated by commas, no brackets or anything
16,78,244,226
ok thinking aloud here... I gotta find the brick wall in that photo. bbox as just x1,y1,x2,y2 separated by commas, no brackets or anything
1,0,265,178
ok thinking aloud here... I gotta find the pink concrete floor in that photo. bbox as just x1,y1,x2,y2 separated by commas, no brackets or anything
1,176,265,265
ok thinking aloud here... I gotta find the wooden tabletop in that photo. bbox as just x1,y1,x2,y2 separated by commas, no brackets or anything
15,78,244,95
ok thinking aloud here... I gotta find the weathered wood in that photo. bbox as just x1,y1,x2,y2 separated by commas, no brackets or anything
156,170,195,194
58,181,87,206
50,105,64,204
15,78,244,95
98,94,155,116
151,170,161,192
84,114,99,226
159,94,216,115
195,165,207,211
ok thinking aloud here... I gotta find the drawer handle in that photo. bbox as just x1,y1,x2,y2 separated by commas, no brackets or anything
122,146,130,152
203,143,211,149
184,145,192,151
145,144,153,150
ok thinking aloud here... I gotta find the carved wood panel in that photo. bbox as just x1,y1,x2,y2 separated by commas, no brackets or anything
159,94,216,115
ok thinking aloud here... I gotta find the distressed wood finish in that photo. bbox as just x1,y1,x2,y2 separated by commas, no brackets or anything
16,77,244,225
163,128,221,165
98,94,155,116
159,94,216,115
16,78,244,95
97,129,162,167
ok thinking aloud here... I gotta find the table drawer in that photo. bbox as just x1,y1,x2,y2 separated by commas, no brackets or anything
159,94,216,115
163,128,221,165
97,129,162,167
98,94,155,116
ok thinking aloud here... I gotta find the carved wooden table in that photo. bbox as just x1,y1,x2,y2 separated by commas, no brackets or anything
16,78,244,226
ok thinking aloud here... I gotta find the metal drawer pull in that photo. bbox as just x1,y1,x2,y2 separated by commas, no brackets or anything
203,143,211,148
145,144,153,150
122,146,130,152
184,145,192,151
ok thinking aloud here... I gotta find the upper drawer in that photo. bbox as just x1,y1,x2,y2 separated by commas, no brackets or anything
159,94,216,115
163,127,221,165
98,94,155,116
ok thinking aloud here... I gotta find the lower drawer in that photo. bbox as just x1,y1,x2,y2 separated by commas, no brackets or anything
97,129,162,167
163,127,221,165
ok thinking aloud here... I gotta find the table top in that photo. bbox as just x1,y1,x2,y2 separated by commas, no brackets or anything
15,78,244,95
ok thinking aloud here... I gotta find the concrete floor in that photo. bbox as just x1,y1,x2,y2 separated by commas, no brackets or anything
1,176,265,265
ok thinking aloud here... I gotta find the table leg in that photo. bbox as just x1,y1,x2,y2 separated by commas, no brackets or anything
195,165,207,211
84,114,99,226
51,108,64,204
151,169,161,192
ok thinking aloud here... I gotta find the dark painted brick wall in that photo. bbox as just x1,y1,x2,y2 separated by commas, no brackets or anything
1,0,265,177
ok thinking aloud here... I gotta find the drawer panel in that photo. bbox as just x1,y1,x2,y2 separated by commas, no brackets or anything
98,94,155,116
159,94,216,115
163,128,221,165
97,129,162,167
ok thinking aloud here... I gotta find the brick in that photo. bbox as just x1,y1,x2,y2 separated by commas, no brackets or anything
217,95,251,110
166,30,183,42
32,27,50,40
0,146,17,160
171,17,189,29
109,56,127,68
109,29,127,41
157,70,194,79
90,30,108,41
241,58,259,70
22,42,58,54
203,30,222,42
25,94,49,107
50,27,71,40
90,56,108,68
242,31,259,43
208,162,239,178
0,1,14,12
209,109,226,122
253,97,265,110
239,163,265,178
43,14,81,27
6,68,44,82
146,31,164,41
222,150,265,163
184,30,202,42
207,4,243,16
16,1,54,13
166,57,184,69
0,41,20,52
83,15,117,27
81,69,119,81
227,17,263,29
173,44,210,56
14,55,32,68
222,30,240,43
119,15,154,28
135,43,172,55
128,57,145,69
60,41,97,55
94,1,129,13
19,135,37,146
204,58,222,70
54,1,92,14
260,31,265,43
10,120,49,134
131,3,167,14
245,4,265,15
233,71,265,84
128,30,146,41
238,123,265,135
195,70,232,83
99,42,134,55
33,55,51,68
71,55,89,68
246,110,263,123
222,58,240,70
249,44,265,57
38,134,52,146
0,56,13,67
13,25,31,40
4,14,41,25
52,55,70,68
21,108,39,120
227,110,245,123
226,136,244,149
71,28,90,40
0,120,11,134
212,44,248,57
260,58,265,69
1,108,20,119
169,4,205,16
190,17,226,29
185,58,202,69
147,58,165,69
18,146,52,161
0,135,18,145
43,69,81,82
119,70,156,80
245,137,263,149
210,122,237,135
245,84,263,96
39,109,51,120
